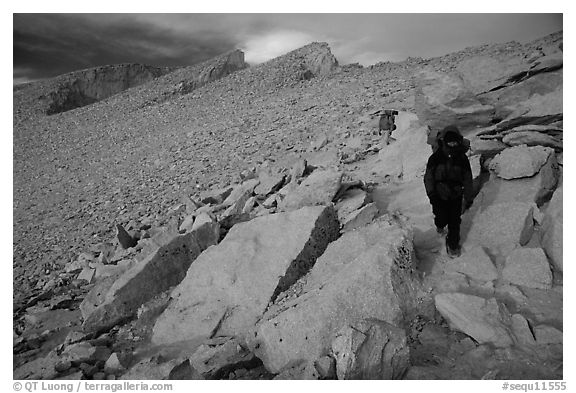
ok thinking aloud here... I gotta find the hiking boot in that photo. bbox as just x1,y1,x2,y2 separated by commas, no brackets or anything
436,226,447,235
446,243,461,258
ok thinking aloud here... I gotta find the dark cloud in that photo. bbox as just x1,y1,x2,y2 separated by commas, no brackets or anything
13,14,562,83
13,14,240,81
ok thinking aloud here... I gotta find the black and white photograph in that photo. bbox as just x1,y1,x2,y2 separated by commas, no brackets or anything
12,9,565,385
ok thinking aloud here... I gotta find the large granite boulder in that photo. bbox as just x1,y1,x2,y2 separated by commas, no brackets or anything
304,42,339,76
279,168,342,211
152,205,340,345
502,131,562,149
502,248,552,290
516,287,563,330
530,55,563,72
501,124,563,135
474,52,561,119
435,293,514,347
331,319,410,379
481,65,562,118
251,219,420,373
489,145,554,180
497,85,562,119
414,70,495,133
477,151,559,207
82,222,220,333
470,138,509,156
456,55,528,94
464,202,535,258
541,186,562,271
533,325,563,345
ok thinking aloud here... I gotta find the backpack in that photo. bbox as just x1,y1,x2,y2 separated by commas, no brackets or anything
379,114,397,133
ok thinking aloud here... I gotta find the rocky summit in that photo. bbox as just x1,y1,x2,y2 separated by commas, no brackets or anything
13,32,563,380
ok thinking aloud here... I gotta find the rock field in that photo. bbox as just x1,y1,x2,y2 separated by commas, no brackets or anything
13,31,563,380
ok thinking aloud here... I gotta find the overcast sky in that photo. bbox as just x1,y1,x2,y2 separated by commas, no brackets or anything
13,13,562,84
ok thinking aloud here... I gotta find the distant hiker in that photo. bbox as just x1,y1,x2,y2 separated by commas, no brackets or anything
424,125,474,258
379,109,398,146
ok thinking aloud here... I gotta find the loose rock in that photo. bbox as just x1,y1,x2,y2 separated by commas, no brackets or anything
279,168,343,211
120,356,192,380
152,205,339,345
116,224,138,249
341,202,379,232
77,267,95,284
331,319,410,379
489,145,554,180
104,353,126,374
255,171,285,196
82,222,219,333
178,215,195,233
511,314,536,347
62,342,111,365
190,337,257,379
334,188,370,221
200,186,233,205
222,179,260,207
435,293,514,347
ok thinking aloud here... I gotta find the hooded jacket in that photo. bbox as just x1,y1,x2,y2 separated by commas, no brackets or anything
424,130,474,203
427,125,471,153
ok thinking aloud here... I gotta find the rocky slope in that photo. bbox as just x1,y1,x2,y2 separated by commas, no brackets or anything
13,32,563,380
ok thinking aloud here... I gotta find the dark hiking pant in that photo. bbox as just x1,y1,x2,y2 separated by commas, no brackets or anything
431,197,463,250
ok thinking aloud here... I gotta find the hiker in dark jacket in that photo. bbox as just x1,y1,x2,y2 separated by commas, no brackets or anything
424,125,474,257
